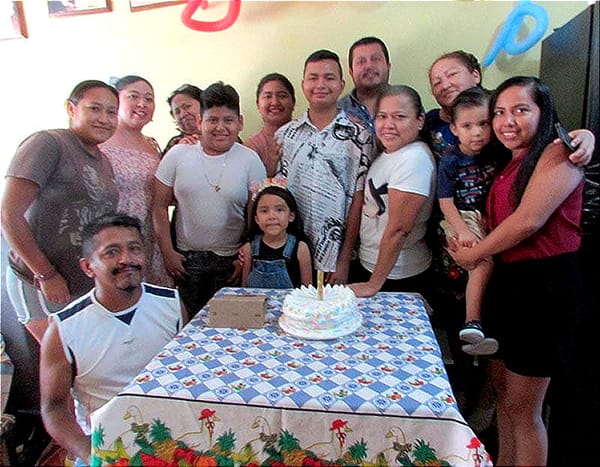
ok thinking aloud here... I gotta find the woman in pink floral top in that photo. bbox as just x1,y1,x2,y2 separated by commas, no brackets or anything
101,75,172,286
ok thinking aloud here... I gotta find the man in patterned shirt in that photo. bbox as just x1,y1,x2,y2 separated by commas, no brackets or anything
276,49,374,284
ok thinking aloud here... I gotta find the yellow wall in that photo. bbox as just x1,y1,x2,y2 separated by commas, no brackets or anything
0,0,590,192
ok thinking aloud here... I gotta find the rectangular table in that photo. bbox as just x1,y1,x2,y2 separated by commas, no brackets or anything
91,287,492,466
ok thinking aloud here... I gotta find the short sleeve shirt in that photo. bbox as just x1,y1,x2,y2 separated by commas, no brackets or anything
360,141,436,279
6,129,118,296
425,108,458,159
338,90,376,135
437,147,496,212
276,110,374,271
156,142,266,255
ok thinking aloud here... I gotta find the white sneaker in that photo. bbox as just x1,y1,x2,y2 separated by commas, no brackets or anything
459,320,485,344
462,338,499,356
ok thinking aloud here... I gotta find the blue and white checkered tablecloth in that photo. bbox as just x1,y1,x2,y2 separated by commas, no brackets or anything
124,288,458,418
91,288,492,466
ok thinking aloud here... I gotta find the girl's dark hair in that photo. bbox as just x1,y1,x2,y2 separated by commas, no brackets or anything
373,84,428,150
248,186,305,241
113,75,154,93
68,80,118,105
490,76,559,206
256,73,296,103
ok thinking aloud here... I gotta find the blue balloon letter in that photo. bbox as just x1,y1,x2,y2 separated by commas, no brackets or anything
483,0,549,67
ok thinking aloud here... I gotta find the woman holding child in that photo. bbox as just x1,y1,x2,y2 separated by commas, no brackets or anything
450,76,585,466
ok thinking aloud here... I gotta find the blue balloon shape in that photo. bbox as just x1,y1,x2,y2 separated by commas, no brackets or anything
483,0,549,67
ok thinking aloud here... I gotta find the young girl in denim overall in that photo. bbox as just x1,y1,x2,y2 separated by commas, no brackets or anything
241,182,312,289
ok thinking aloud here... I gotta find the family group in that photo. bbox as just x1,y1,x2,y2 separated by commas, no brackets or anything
1,36,595,466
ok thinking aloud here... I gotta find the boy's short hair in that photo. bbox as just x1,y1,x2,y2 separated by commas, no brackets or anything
81,213,142,257
304,49,343,79
450,87,491,123
201,81,240,116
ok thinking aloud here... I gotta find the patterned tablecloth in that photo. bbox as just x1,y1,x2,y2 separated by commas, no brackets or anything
90,288,492,466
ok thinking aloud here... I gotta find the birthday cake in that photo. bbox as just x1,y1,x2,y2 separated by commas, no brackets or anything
279,285,362,340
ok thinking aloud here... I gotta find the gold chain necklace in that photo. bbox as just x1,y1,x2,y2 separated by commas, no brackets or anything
201,152,228,192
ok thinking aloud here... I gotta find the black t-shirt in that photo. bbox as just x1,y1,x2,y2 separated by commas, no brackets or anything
254,239,301,287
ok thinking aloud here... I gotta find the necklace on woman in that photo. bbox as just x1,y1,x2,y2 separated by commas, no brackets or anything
201,152,228,192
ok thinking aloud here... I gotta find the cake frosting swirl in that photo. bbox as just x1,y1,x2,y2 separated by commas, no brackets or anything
279,284,362,340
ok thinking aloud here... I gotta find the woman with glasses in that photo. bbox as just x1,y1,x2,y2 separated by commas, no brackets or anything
101,75,171,286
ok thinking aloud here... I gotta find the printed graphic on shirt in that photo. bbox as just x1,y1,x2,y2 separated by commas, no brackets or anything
278,112,373,271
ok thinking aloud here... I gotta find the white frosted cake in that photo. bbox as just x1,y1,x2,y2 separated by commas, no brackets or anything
279,285,362,340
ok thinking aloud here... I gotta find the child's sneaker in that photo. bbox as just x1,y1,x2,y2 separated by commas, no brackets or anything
459,320,485,344
462,338,499,356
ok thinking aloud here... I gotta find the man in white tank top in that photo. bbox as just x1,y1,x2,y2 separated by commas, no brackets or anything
39,213,187,465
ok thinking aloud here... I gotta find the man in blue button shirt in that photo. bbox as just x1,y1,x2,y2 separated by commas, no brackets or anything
338,36,391,134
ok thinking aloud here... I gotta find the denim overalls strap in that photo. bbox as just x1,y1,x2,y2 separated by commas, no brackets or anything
282,234,297,260
251,235,296,259
247,235,296,289
251,235,262,257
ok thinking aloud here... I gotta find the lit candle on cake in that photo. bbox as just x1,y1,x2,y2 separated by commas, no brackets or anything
317,271,324,300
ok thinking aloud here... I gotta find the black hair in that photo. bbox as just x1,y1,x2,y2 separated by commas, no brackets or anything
429,50,482,84
81,213,142,258
255,73,296,104
348,36,390,69
373,84,428,150
201,81,240,115
490,76,560,206
375,84,425,116
68,80,118,105
449,87,491,123
167,83,203,108
248,186,305,241
304,49,343,79
113,75,154,93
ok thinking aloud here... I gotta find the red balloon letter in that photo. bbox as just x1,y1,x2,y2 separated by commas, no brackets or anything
181,0,242,32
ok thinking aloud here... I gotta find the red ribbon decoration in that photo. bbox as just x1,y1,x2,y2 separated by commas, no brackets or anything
181,0,242,32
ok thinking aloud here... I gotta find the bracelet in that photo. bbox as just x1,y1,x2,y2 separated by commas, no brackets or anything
34,267,59,283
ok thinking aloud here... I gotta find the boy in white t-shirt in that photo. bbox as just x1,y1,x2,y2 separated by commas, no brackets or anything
153,82,266,313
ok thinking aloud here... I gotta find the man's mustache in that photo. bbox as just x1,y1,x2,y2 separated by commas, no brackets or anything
112,264,143,275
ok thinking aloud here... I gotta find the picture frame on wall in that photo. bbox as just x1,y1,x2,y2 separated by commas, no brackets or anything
1,1,28,40
129,1,186,12
48,1,112,17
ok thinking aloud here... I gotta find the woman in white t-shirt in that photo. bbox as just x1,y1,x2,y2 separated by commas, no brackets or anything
349,85,436,300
